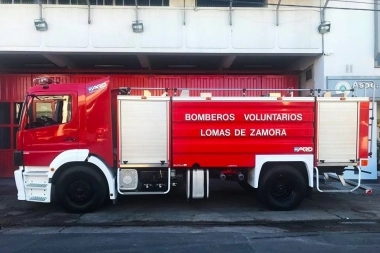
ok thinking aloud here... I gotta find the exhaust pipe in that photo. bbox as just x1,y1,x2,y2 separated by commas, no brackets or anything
220,172,226,180
237,172,244,181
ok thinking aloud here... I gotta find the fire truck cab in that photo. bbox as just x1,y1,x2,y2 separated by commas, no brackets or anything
13,77,372,213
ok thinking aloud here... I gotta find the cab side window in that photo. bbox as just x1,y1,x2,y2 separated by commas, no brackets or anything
26,95,72,129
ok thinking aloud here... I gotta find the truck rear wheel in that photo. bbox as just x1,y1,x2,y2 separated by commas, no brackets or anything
258,164,306,211
55,166,108,213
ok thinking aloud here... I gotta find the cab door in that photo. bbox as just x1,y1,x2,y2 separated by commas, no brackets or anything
21,91,79,167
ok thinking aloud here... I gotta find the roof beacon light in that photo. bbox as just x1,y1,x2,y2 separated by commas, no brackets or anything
33,77,56,85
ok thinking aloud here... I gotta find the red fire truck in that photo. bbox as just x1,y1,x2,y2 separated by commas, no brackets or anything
13,76,372,213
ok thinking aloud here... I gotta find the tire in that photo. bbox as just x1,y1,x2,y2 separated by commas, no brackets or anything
55,166,108,213
258,165,306,211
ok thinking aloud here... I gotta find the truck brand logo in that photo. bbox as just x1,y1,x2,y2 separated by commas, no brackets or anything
294,147,313,152
88,82,108,94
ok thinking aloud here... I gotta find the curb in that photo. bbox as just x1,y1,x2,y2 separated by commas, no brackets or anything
2,218,380,229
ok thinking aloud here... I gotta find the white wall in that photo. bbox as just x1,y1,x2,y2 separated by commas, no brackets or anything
313,56,325,90
323,1,380,81
0,4,322,53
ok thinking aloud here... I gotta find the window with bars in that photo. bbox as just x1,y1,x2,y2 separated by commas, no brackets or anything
0,127,11,149
0,102,11,150
0,0,267,6
0,102,10,125
196,0,266,8
14,102,23,125
0,0,169,5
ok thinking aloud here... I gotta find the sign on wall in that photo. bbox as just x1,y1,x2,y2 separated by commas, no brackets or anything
327,76,380,99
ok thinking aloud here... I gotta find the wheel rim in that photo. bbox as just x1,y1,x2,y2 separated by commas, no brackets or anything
67,179,93,204
269,175,295,202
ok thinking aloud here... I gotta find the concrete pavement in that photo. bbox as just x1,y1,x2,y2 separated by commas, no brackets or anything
1,176,380,227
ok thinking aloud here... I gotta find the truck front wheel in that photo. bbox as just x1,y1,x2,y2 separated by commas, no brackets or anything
55,166,108,213
258,165,306,211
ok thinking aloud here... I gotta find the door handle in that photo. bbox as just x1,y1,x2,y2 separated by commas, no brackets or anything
36,131,48,137
64,137,77,142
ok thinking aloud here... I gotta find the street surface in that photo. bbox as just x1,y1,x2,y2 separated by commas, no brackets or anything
1,225,380,253
1,178,380,227
1,177,380,252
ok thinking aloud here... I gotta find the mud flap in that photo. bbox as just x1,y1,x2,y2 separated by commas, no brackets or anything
306,186,313,199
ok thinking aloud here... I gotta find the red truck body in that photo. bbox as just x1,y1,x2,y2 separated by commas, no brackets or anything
172,100,315,168
13,76,372,213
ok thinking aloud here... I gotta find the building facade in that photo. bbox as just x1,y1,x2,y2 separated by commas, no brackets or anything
0,0,379,179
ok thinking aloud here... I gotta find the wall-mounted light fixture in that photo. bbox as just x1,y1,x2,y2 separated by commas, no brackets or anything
132,21,143,33
35,0,48,31
132,0,143,33
318,21,331,34
34,19,48,31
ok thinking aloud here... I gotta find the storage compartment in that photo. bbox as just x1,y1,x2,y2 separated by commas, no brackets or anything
317,98,359,164
118,96,170,166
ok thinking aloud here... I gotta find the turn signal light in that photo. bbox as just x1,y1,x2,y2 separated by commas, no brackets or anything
360,159,368,166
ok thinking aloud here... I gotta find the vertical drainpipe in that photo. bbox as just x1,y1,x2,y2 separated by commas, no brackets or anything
183,0,186,25
321,0,330,24
86,0,91,24
320,0,330,55
375,2,379,65
38,0,43,20
135,0,139,21
320,1,330,97
276,0,282,26
229,0,232,26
